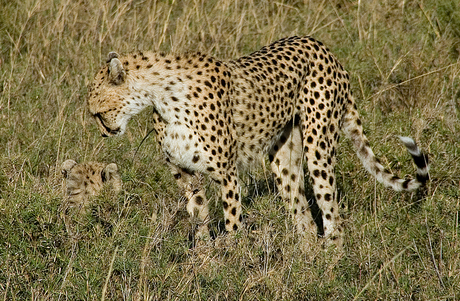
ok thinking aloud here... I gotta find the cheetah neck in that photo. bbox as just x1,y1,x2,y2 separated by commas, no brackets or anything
126,70,189,124
115,51,220,127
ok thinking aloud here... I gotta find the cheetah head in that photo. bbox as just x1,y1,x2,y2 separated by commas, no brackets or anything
87,52,136,137
61,159,122,205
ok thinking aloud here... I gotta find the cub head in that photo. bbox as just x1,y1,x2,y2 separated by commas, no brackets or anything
61,159,122,207
87,52,132,137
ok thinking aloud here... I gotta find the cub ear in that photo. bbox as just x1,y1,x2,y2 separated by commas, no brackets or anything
107,52,126,85
101,163,122,192
61,159,77,178
101,163,119,182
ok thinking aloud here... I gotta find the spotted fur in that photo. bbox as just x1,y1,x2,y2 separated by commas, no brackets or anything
62,159,122,208
86,36,428,246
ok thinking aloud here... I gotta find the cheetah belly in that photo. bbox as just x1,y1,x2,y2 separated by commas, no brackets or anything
162,122,208,173
234,120,285,169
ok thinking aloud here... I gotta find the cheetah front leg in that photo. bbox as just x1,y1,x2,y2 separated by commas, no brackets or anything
154,111,210,239
220,164,243,232
168,164,210,239
269,122,318,242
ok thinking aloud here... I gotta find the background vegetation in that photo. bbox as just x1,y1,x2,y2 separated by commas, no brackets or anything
1,0,459,299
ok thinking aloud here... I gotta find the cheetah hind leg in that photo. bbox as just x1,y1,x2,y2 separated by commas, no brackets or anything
169,165,210,241
304,135,343,251
269,122,318,246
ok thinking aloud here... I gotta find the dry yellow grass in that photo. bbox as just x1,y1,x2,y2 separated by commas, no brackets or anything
1,0,459,299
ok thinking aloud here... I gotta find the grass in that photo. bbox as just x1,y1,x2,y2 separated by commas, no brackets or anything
1,0,460,299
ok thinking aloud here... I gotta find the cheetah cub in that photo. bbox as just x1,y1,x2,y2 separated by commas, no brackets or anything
61,159,122,209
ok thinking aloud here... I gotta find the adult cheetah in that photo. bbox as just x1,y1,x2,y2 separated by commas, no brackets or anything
86,36,428,247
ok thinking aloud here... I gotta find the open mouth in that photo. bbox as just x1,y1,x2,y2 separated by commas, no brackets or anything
94,114,120,136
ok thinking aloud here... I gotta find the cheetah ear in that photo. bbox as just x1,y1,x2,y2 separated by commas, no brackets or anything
101,163,119,182
61,159,77,178
107,52,126,85
106,52,119,63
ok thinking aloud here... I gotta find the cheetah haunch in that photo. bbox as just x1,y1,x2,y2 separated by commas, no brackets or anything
86,36,428,247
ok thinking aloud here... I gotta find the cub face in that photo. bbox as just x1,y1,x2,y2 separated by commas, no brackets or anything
61,159,122,207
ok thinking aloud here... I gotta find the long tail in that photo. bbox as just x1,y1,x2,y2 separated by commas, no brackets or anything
342,101,429,191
